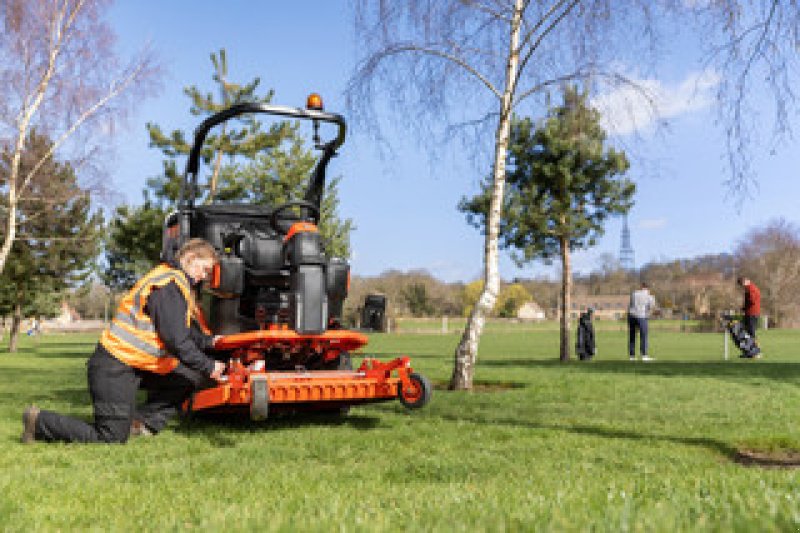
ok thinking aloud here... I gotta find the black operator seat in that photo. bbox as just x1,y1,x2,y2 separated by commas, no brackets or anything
191,203,288,274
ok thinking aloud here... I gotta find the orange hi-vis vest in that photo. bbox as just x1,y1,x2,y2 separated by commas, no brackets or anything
100,264,209,374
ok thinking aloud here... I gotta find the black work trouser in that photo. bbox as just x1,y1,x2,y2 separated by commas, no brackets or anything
35,345,210,443
744,315,759,340
628,316,649,356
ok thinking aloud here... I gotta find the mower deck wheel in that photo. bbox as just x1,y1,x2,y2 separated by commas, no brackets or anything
399,372,432,409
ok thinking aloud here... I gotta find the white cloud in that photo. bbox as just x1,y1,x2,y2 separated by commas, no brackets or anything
638,218,668,230
591,70,721,136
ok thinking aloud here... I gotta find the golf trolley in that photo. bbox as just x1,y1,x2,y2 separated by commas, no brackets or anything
720,313,761,359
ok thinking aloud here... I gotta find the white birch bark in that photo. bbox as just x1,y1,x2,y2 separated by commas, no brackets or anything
450,0,524,390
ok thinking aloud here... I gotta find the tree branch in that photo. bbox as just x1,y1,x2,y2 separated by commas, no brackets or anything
352,43,502,100
18,59,149,198
459,0,514,24
516,0,581,86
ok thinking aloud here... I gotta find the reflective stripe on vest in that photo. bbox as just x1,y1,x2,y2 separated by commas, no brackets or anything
101,264,196,374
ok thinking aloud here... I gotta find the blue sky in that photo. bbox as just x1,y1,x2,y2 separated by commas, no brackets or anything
105,2,800,283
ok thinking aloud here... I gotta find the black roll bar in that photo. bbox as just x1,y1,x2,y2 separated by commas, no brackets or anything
180,102,346,209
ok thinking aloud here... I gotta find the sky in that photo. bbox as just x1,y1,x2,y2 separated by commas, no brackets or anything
103,2,800,283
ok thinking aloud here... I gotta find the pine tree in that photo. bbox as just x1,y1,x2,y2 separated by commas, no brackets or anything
460,86,634,361
0,131,103,351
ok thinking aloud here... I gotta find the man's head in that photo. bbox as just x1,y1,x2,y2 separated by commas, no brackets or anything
737,276,750,287
175,239,219,284
640,282,649,290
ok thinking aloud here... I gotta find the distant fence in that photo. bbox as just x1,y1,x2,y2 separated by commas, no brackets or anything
390,317,720,335
41,320,106,333
1,317,730,336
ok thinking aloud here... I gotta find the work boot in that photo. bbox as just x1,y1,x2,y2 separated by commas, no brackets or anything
21,405,40,444
130,419,153,438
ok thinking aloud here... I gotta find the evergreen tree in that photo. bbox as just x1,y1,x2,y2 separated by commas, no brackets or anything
0,132,103,351
460,86,634,361
102,196,165,291
106,50,352,284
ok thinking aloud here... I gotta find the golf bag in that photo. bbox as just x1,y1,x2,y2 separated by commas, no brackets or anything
725,317,761,358
576,311,596,361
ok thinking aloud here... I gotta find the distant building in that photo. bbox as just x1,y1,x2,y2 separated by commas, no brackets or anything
685,272,728,316
565,295,630,320
685,272,726,289
517,301,546,321
55,301,81,325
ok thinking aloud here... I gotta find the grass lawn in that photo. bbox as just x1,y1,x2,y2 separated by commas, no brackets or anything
1,327,799,531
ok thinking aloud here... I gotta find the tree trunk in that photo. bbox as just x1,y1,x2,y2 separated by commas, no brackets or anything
559,236,572,362
0,130,25,274
450,0,523,390
8,301,22,353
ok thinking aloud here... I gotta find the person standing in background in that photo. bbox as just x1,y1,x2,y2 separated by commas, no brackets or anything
737,276,761,344
628,282,656,361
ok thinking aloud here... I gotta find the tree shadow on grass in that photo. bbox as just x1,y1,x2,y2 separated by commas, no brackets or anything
434,410,740,462
479,359,800,382
173,411,383,448
0,386,91,413
28,349,92,359
0,347,43,357
0,347,92,359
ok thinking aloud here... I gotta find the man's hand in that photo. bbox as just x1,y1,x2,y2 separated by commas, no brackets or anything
210,360,226,382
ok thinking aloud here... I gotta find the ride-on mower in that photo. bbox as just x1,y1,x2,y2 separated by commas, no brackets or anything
161,95,431,420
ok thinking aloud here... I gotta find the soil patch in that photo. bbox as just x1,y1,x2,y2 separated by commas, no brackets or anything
734,449,800,469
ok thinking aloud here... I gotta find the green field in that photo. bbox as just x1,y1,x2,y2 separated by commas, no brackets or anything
1,327,799,531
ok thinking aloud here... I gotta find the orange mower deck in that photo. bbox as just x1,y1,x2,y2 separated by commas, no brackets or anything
186,329,431,419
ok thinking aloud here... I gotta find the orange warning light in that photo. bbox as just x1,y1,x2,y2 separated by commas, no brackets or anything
306,93,324,110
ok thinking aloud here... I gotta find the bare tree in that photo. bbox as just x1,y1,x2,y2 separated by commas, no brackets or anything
735,219,800,327
0,0,158,275
683,1,800,196
348,0,661,389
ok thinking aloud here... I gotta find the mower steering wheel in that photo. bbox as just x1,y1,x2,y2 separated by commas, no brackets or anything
270,200,321,235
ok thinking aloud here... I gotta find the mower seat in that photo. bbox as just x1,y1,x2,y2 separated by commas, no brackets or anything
190,204,289,274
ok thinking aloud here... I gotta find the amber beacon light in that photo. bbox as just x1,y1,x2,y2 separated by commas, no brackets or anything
306,93,324,110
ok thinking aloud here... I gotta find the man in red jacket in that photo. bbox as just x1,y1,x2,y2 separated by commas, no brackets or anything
737,276,761,342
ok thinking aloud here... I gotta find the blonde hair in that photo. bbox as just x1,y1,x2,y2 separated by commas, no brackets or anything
175,238,219,265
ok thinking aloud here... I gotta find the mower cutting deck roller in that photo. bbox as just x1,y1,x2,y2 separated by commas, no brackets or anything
168,96,431,419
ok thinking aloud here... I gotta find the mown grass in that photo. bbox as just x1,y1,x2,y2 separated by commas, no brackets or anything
1,327,799,531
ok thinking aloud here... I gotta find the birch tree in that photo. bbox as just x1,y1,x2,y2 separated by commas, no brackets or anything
348,0,658,389
0,0,157,276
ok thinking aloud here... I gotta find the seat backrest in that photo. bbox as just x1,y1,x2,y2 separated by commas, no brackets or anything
191,204,285,273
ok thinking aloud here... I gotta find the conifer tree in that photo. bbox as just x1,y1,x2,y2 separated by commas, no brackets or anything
460,86,634,361
0,132,103,351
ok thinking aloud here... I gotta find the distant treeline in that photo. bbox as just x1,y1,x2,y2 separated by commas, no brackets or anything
345,223,800,328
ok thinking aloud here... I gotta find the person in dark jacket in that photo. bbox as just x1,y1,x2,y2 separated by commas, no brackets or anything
576,307,596,361
21,239,225,444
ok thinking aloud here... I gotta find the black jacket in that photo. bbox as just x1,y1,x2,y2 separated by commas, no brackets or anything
144,280,215,375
